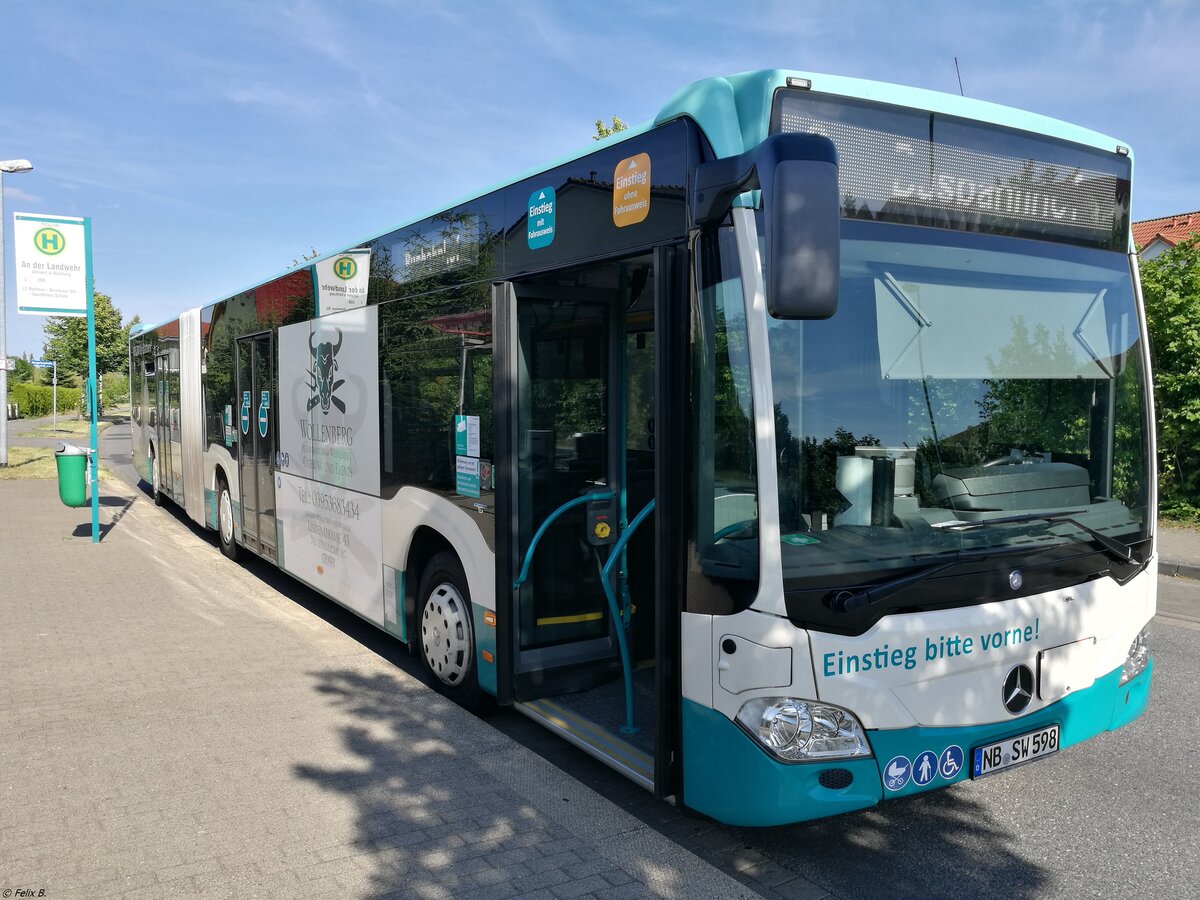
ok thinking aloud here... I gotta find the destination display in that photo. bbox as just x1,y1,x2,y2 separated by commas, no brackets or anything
397,215,480,283
772,90,1131,250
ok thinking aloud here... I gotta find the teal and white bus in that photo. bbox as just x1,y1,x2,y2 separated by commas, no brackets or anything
129,69,1155,826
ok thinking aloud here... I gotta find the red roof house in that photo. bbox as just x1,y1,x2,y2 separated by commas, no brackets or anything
1132,211,1200,259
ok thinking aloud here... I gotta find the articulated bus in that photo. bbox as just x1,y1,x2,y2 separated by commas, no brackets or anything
130,70,1155,826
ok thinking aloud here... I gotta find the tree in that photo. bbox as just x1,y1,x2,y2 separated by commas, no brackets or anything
1140,234,1200,516
593,116,628,141
41,290,135,380
11,355,34,384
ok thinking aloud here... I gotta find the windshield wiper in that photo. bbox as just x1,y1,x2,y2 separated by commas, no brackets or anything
829,515,1136,615
831,561,956,613
938,512,1134,563
830,544,1029,613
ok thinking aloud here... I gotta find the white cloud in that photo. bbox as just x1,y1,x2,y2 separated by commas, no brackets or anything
2,185,40,205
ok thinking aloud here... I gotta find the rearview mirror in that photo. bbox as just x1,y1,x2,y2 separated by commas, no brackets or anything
691,133,840,320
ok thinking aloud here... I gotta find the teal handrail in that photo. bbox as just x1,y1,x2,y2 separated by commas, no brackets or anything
512,491,654,736
600,498,655,734
513,491,614,590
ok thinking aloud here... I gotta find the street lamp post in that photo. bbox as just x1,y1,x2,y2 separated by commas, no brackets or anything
1,158,35,467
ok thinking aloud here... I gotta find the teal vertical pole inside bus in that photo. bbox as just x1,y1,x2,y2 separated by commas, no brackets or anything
84,217,99,543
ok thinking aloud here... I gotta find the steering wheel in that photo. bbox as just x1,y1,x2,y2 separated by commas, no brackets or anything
713,519,757,542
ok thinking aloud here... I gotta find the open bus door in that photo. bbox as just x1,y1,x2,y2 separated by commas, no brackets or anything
495,247,684,794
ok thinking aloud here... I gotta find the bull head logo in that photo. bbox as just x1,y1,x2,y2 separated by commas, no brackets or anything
307,329,346,413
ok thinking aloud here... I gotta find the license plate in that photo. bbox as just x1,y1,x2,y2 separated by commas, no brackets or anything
972,724,1060,778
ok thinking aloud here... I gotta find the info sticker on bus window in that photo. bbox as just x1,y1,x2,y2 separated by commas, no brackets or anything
613,153,651,227
782,533,820,546
456,456,481,498
527,186,556,249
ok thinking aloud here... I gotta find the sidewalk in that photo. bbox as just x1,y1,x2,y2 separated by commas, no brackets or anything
0,477,758,900
1157,522,1200,580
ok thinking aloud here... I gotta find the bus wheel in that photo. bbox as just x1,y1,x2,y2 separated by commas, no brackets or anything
417,552,481,710
217,477,238,561
151,453,164,506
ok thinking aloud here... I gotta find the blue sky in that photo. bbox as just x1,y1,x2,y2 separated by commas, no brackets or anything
3,0,1198,358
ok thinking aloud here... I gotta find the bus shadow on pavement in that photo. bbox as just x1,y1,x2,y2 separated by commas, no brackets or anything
294,668,570,898
294,664,1053,900
743,788,1051,899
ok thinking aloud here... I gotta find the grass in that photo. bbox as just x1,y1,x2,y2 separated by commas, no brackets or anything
0,446,115,481
25,419,112,439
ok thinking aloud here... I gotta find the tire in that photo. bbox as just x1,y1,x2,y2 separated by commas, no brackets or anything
417,552,482,710
151,451,164,506
217,477,239,561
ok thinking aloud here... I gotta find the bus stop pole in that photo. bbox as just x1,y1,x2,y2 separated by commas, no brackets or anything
84,218,99,543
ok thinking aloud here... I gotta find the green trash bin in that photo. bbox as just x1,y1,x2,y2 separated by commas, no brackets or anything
55,442,89,508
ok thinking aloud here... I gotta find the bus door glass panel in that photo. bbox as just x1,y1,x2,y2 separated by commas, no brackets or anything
236,334,276,557
254,335,276,556
168,352,182,493
138,357,153,479
155,352,172,495
515,298,612,655
140,359,151,428
623,315,657,663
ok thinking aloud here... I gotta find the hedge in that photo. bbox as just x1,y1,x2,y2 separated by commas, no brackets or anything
8,383,83,417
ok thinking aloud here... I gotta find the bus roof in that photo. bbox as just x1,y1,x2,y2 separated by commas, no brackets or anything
197,69,1133,311
655,69,1131,161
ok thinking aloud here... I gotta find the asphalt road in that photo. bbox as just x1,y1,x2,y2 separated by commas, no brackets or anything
99,420,1200,899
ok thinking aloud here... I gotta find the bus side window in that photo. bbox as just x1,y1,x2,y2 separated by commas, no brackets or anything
687,227,760,615
379,286,493,524
464,346,494,487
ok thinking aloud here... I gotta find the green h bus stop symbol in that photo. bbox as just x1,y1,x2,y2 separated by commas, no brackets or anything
333,257,357,280
34,226,66,255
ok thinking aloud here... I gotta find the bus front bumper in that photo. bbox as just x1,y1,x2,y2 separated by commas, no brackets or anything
681,659,1153,827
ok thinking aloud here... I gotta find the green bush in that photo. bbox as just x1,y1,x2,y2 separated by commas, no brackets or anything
103,371,130,405
1160,499,1200,525
8,383,82,417
1141,235,1200,517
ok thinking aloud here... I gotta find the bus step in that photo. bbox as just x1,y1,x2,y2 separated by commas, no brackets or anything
515,697,653,790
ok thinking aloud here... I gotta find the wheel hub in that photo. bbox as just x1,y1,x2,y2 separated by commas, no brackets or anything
421,583,472,687
219,489,234,542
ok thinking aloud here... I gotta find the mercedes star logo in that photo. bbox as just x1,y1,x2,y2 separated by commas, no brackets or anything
1003,664,1035,715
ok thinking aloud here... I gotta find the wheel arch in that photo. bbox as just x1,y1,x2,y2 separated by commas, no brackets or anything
383,487,496,647
203,444,240,539
404,526,459,645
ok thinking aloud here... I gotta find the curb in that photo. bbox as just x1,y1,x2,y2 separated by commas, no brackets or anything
1161,560,1200,581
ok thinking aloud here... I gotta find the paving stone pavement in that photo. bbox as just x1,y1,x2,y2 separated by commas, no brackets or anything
0,477,758,899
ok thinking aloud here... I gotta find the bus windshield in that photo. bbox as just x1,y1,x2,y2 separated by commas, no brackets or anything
766,221,1151,610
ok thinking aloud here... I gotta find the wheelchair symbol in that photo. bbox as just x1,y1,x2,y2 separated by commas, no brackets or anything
939,745,964,779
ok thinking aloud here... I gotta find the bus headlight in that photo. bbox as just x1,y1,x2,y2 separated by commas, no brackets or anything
735,697,872,762
1119,626,1150,685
